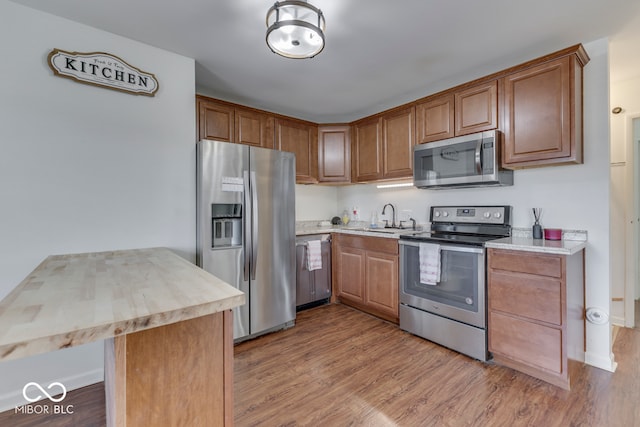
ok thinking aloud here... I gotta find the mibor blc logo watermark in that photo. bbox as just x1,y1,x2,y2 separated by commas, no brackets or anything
14,382,74,415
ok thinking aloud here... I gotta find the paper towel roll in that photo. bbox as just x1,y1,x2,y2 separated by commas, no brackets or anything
586,307,609,325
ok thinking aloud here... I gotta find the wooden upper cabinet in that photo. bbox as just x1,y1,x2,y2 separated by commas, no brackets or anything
415,80,497,144
454,80,498,136
416,94,454,144
197,97,234,142
196,96,275,149
502,47,588,169
235,108,275,149
318,125,351,183
382,106,415,179
352,117,383,182
353,107,415,182
276,118,318,184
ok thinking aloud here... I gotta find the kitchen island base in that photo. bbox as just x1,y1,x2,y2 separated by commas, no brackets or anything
0,248,243,427
105,310,234,427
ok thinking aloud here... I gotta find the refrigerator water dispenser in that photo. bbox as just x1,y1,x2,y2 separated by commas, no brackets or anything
211,203,242,248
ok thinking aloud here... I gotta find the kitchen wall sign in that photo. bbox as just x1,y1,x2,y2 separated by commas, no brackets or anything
47,49,159,97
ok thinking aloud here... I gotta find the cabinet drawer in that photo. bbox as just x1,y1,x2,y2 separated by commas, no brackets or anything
489,311,563,374
489,249,562,278
333,234,398,255
489,270,562,325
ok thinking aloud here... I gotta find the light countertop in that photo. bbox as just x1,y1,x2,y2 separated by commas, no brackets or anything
296,220,420,239
0,247,245,362
485,229,587,255
297,222,588,255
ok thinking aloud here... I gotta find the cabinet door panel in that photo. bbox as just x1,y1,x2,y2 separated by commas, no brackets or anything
489,311,563,374
318,126,351,182
336,247,365,304
382,107,415,179
365,252,398,317
489,270,562,325
235,109,274,149
198,100,234,142
489,249,563,278
416,94,454,143
503,57,574,166
276,119,318,184
353,118,382,182
455,81,498,135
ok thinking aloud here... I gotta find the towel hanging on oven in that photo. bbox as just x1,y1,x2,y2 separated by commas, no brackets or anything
419,243,441,285
306,240,322,271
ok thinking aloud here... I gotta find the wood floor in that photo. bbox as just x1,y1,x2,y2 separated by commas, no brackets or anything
1,302,639,426
234,304,640,426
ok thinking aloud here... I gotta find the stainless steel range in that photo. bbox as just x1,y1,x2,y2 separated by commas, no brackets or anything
399,206,512,361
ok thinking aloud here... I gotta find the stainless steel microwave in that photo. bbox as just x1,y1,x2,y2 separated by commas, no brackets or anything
413,130,513,189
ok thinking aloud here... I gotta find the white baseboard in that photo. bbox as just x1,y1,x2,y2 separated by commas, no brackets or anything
610,315,626,327
584,351,617,373
0,368,103,413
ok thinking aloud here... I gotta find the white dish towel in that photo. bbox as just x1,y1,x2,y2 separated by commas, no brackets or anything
306,240,322,271
419,243,441,285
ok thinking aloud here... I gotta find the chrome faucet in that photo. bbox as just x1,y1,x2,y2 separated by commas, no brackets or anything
381,203,397,228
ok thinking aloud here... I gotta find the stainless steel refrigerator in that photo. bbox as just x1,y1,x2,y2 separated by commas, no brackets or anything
196,140,296,340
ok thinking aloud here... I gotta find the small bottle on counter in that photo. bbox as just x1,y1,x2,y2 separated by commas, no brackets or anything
341,210,350,225
532,208,543,239
370,211,378,228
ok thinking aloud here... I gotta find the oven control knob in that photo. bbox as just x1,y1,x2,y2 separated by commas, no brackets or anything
442,211,449,217
434,211,441,218
483,212,491,218
493,212,502,219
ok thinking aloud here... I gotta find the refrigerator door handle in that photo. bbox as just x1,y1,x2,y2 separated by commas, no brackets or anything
243,170,251,282
250,171,259,280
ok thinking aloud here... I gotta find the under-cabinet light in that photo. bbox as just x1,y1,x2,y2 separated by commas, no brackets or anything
376,182,414,189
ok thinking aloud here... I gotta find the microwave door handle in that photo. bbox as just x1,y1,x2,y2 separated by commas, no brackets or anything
475,140,482,175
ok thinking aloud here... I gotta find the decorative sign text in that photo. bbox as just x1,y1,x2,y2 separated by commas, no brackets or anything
47,49,159,97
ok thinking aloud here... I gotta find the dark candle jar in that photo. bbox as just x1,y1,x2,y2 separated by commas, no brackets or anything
532,222,543,239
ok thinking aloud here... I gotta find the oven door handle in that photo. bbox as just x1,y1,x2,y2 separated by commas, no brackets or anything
399,240,484,254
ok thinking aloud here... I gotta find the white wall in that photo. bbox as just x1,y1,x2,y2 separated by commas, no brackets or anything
338,38,615,371
610,75,640,326
0,0,196,411
295,185,339,221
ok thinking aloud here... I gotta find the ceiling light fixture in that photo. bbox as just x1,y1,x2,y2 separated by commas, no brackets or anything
266,1,325,59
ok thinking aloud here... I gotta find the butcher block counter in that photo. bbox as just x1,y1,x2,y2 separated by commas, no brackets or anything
0,247,245,426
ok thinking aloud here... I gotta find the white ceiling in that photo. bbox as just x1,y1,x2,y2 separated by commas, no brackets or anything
12,0,640,123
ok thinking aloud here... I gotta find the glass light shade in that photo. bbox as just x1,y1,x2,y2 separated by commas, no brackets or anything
266,1,325,59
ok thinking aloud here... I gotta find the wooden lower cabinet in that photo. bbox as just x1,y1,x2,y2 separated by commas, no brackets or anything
332,234,399,323
487,248,585,389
